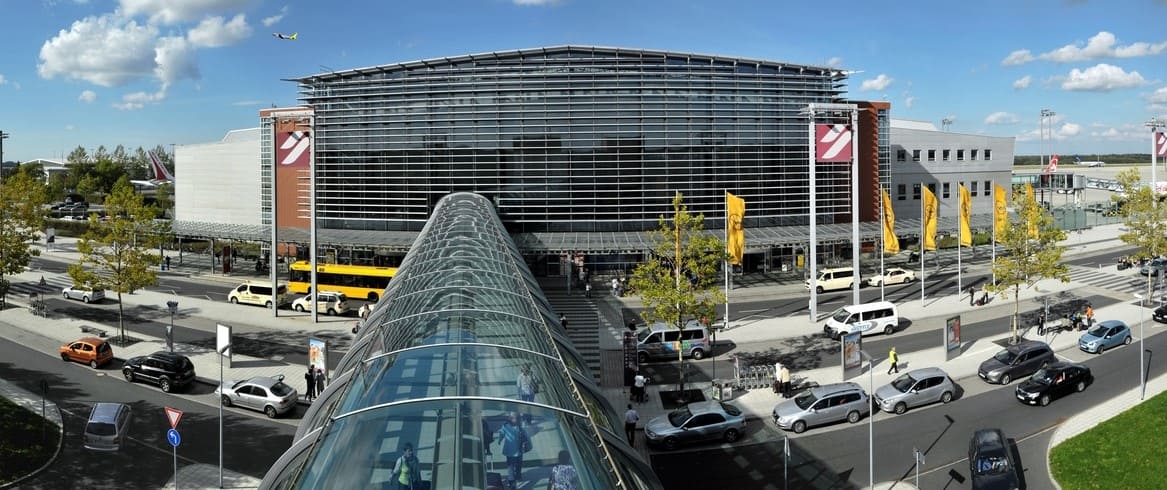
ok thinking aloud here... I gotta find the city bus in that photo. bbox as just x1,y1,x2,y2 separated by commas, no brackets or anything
288,261,398,302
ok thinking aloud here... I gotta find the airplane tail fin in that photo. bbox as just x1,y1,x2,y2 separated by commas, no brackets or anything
290,32,298,40
1074,155,1081,163
148,151,176,182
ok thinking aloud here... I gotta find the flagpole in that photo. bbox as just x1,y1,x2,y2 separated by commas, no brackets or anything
724,190,730,332
992,186,997,286
957,198,963,298
921,183,925,302
879,187,885,302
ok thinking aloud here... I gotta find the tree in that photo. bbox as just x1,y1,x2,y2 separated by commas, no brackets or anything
629,193,727,390
0,171,49,306
1113,168,1167,304
985,186,1070,343
70,177,171,341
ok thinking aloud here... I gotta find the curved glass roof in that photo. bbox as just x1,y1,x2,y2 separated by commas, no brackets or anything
261,192,662,489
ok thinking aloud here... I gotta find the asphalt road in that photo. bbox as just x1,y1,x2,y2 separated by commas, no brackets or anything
0,334,298,489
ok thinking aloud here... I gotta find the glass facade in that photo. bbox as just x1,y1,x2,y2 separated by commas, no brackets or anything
261,192,662,489
294,46,852,235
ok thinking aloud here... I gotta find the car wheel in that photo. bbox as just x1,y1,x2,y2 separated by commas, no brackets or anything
894,402,907,415
368,292,379,302
221,395,233,407
723,429,740,443
294,304,305,312
1097,345,1105,355
1039,395,1050,406
847,410,861,423
1124,336,1132,346
264,406,278,418
691,349,705,360
940,391,953,404
1076,381,1086,393
327,309,336,316
89,359,98,369
83,296,91,304
230,297,239,304
637,352,648,364
792,420,807,434
265,300,273,309
123,369,135,382
1000,374,1012,385
159,377,172,393
816,286,824,294
61,353,70,362
904,276,913,283
663,437,679,451
884,325,894,335
63,292,70,299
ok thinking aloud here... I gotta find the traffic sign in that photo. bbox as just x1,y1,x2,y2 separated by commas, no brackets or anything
167,428,181,447
165,406,183,429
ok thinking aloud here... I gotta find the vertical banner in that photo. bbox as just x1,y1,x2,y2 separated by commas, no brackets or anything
922,186,938,251
842,332,862,371
309,337,328,380
881,189,900,254
216,323,232,366
945,315,962,361
1155,131,1167,157
269,111,313,231
815,124,853,162
726,192,745,265
993,184,1008,242
1024,183,1038,239
959,184,972,247
622,331,638,387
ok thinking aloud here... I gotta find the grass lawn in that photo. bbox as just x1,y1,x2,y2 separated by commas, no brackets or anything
0,397,60,485
1049,389,1167,489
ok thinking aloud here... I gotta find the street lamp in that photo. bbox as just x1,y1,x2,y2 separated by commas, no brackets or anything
166,300,178,353
1134,293,1147,400
857,350,874,490
218,342,231,489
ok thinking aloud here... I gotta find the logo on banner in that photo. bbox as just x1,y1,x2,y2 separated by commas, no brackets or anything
1045,154,1058,173
815,124,852,162
1156,132,1167,157
279,131,310,166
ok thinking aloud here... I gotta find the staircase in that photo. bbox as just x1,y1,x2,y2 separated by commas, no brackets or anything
538,279,603,383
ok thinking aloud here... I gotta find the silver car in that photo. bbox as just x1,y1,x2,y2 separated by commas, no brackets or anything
873,367,956,414
644,400,746,450
63,286,105,303
772,382,869,433
214,375,298,418
83,402,132,451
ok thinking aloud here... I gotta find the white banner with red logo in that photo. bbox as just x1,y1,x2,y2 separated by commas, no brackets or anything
1045,154,1058,173
815,124,852,163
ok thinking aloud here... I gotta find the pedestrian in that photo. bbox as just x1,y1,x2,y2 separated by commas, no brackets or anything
773,361,783,395
517,365,536,403
632,371,647,403
547,449,579,490
1085,304,1094,328
359,303,370,320
164,255,171,270
584,282,592,298
624,404,639,446
391,442,422,490
559,313,568,330
969,285,976,307
887,347,899,374
315,368,326,396
497,412,530,490
780,363,791,398
304,364,316,401
611,277,619,296
627,321,638,332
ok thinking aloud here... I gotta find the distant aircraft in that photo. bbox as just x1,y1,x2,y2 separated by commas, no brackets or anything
130,151,175,193
1074,155,1105,167
272,32,298,40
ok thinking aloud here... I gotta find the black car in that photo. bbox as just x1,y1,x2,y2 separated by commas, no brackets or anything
122,351,196,393
1015,362,1093,406
968,428,1021,490
1154,304,1167,324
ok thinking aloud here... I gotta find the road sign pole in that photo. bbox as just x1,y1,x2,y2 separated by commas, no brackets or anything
173,445,177,489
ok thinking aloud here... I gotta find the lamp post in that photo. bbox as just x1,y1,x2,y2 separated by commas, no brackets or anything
218,342,231,488
1135,293,1146,400
166,301,178,353
857,350,874,490
1148,117,1166,209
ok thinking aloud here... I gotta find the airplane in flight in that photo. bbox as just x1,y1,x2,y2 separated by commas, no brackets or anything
273,32,298,40
1074,155,1105,167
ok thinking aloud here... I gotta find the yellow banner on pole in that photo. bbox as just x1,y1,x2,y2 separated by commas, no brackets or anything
923,186,938,251
881,189,900,254
1025,183,1038,239
726,192,745,265
959,184,972,247
993,183,1008,242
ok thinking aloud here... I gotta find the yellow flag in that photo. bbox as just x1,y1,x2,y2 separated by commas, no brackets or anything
881,189,900,254
959,184,972,247
726,192,745,265
923,186,938,251
993,183,1008,242
1024,183,1038,239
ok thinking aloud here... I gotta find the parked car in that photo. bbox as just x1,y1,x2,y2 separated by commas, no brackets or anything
122,351,196,393
968,428,1021,490
865,267,916,287
1140,257,1167,277
1154,304,1167,324
772,382,869,433
59,337,114,369
978,340,1056,385
1078,320,1132,354
83,402,132,451
292,290,350,316
1015,362,1093,407
62,286,105,303
214,375,299,418
873,367,956,414
644,400,745,450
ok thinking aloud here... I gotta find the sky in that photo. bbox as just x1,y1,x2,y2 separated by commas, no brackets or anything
2,0,1166,163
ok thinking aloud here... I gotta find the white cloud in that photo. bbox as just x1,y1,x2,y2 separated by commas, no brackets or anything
1147,86,1167,111
0,74,6,85
262,6,287,27
825,56,843,67
1001,49,1034,66
1012,75,1032,89
118,0,260,25
512,0,561,4
1039,31,1167,63
1057,122,1082,138
231,99,264,106
1061,63,1146,91
985,112,1019,125
153,36,199,89
187,14,251,48
65,124,75,131
78,89,96,103
860,74,893,91
903,95,916,109
113,89,166,110
38,14,160,87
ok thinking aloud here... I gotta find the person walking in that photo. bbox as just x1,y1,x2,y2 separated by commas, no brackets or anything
497,413,530,490
1085,304,1095,328
391,442,422,490
624,404,639,446
780,363,791,398
547,450,579,490
584,282,592,298
611,277,619,296
969,285,976,307
632,372,648,404
304,364,317,401
315,368,326,396
887,347,899,374
559,313,568,330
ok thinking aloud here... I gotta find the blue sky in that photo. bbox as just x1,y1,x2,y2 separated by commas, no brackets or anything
2,0,1166,162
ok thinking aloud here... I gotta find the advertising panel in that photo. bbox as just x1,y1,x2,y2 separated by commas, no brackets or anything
945,315,961,361
842,332,862,371
309,337,328,380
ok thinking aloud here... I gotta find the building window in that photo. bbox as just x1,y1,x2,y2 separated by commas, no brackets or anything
983,180,991,196
957,149,965,161
913,183,921,200
897,184,907,200
912,149,921,162
972,181,979,194
927,183,937,196
971,149,979,160
897,149,907,161
942,149,951,161
927,150,936,162
985,149,992,160
942,182,951,198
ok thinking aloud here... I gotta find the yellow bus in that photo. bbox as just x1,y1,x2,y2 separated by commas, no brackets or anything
288,261,398,302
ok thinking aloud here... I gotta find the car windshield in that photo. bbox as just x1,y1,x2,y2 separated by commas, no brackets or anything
890,373,918,393
666,406,693,428
1086,325,1108,337
636,329,652,343
719,402,741,417
992,349,1017,364
231,380,248,390
1030,368,1054,384
87,422,116,436
270,381,294,397
830,308,850,323
974,455,1010,475
793,390,819,410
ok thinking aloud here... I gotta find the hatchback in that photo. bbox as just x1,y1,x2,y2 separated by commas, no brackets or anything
122,351,196,393
62,285,105,303
977,340,1056,385
1078,320,1132,354
772,382,869,433
83,402,132,451
292,291,350,316
1155,304,1167,324
644,400,745,450
968,428,1021,490
215,375,299,418
873,367,956,414
60,337,114,369
1015,362,1093,407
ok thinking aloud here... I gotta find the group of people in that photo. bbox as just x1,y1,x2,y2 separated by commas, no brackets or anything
487,409,578,490
303,364,326,401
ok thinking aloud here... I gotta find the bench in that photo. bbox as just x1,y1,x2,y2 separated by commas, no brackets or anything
80,325,108,338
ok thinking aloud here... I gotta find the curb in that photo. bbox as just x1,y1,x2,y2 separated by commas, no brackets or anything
0,380,65,490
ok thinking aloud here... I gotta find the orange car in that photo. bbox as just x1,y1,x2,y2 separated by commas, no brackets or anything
60,337,114,368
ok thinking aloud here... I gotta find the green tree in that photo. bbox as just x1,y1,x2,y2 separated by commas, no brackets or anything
153,183,174,218
1114,168,1167,304
0,171,49,305
986,187,1070,343
629,193,727,390
70,177,171,340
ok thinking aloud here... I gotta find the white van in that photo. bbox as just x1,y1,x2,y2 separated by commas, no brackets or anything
228,281,290,308
823,301,899,339
635,321,712,363
805,267,856,293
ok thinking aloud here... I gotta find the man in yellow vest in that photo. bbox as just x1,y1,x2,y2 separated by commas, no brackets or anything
392,442,421,489
887,347,899,375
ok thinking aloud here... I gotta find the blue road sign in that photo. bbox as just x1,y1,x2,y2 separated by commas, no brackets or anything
167,428,181,447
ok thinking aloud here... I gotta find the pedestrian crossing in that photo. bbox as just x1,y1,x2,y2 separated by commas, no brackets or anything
1067,265,1166,298
6,274,73,299
540,287,603,383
